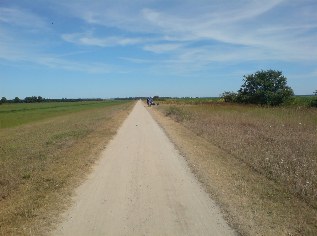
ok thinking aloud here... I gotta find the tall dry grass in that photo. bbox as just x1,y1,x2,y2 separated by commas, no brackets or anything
160,103,317,208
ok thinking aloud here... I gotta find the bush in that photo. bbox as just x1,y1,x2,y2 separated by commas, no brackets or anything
311,90,317,107
221,91,237,103
311,98,317,107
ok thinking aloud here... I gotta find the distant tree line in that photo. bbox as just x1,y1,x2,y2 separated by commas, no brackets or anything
114,97,147,100
113,96,162,100
0,96,104,104
113,96,175,101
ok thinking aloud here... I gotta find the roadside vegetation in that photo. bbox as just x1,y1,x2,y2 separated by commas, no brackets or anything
0,100,134,235
152,70,316,234
153,99,317,235
150,103,317,235
160,102,317,205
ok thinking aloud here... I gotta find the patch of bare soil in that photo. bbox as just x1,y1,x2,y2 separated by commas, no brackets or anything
149,106,317,236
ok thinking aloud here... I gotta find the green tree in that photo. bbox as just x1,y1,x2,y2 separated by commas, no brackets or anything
1,97,7,104
25,96,38,103
37,96,44,102
14,97,21,103
236,70,294,106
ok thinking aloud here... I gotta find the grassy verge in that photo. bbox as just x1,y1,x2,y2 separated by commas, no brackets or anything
0,101,135,235
150,102,317,235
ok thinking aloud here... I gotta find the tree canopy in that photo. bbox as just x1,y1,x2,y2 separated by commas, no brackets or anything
222,70,294,106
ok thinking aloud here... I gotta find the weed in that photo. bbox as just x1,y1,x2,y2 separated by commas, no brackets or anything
165,106,190,122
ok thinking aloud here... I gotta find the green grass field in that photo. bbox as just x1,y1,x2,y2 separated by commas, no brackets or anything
0,101,127,128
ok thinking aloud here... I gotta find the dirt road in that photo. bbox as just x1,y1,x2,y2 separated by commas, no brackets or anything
52,101,234,236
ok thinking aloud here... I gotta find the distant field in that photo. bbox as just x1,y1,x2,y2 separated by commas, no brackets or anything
157,100,317,208
0,101,127,128
0,100,134,235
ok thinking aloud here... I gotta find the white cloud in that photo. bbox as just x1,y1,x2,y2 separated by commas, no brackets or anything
41,58,115,74
143,43,184,54
0,30,115,74
62,32,148,47
119,57,153,64
0,47,114,74
1,0,316,76
0,7,47,29
59,0,316,63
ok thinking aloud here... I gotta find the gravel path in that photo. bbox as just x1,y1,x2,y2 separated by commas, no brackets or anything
52,101,234,236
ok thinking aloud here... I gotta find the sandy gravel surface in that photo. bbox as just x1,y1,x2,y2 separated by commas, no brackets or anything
52,101,234,236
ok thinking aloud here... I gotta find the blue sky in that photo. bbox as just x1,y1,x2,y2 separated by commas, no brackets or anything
1,0,316,99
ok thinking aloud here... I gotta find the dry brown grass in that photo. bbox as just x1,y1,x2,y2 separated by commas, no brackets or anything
161,103,317,207
0,101,134,235
151,102,317,235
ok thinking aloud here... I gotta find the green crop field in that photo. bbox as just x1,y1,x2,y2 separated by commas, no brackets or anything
0,101,127,128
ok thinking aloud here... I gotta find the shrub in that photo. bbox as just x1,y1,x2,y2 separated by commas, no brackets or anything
221,91,237,103
311,90,317,107
311,98,317,107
